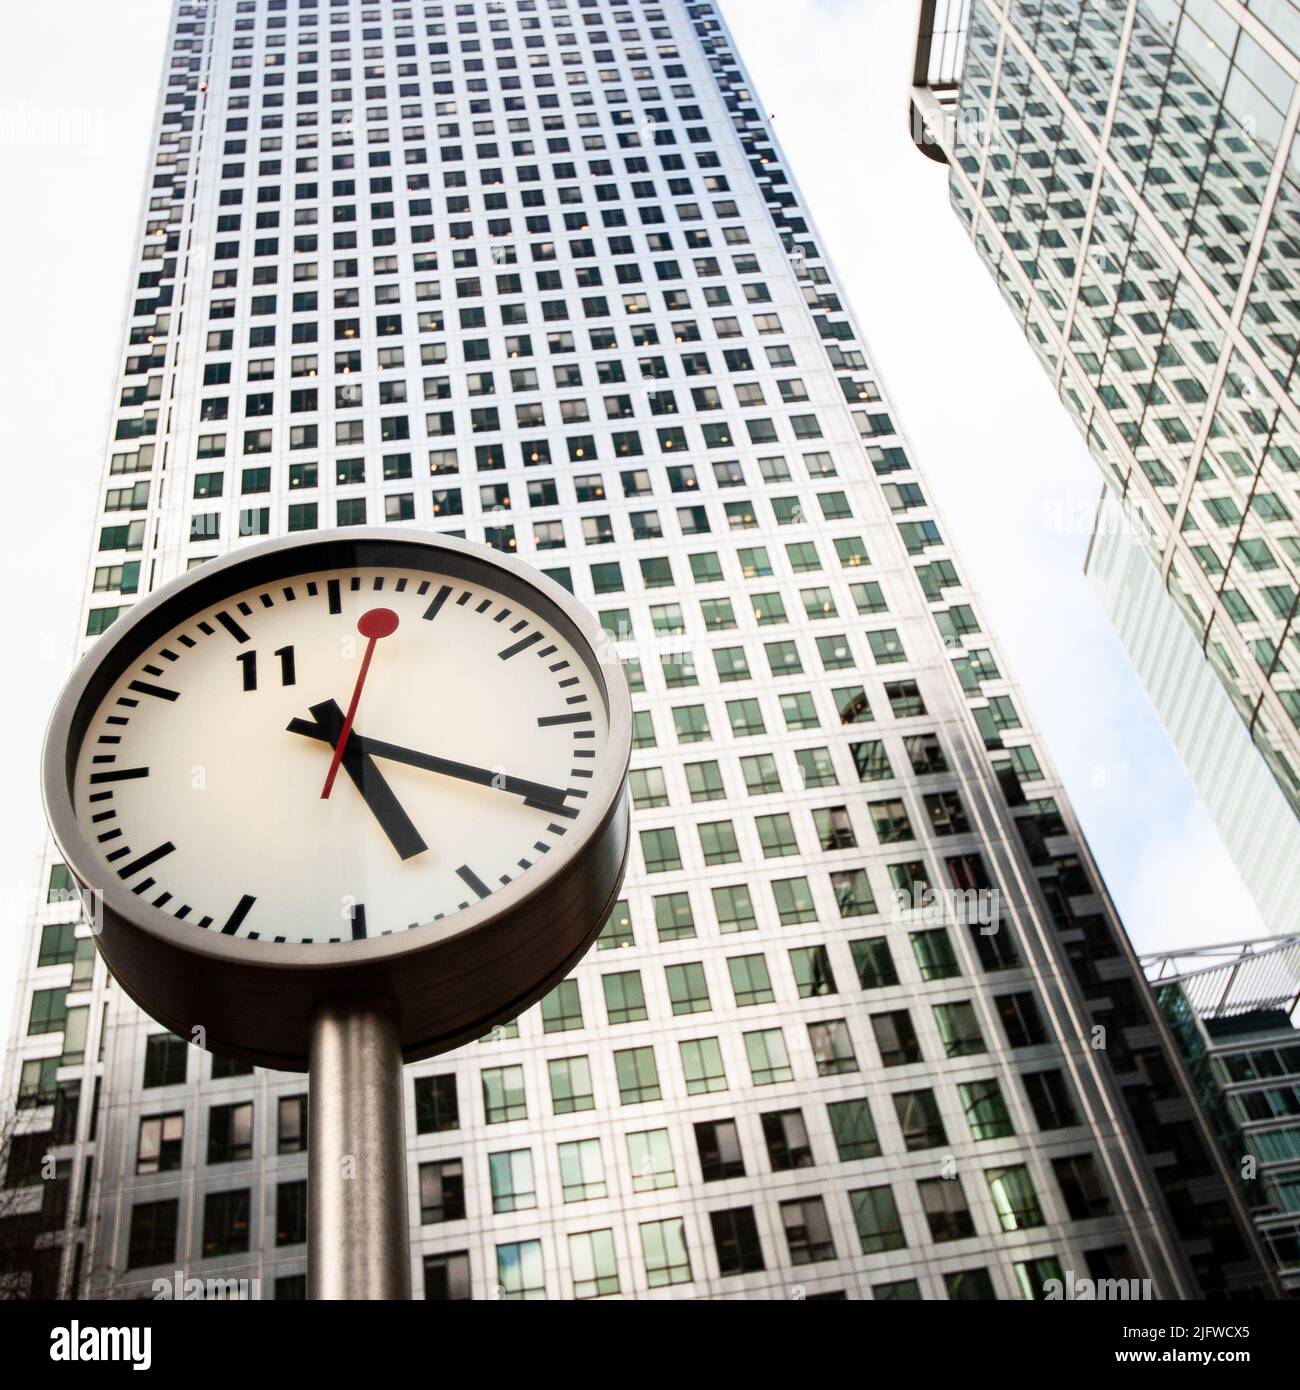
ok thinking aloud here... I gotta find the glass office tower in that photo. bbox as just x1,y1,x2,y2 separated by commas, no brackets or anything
0,0,1274,1301
1088,491,1300,934
912,0,1300,933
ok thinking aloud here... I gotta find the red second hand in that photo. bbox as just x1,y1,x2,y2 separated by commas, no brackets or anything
321,607,400,800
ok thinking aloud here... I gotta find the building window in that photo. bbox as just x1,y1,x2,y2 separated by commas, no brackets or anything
790,945,836,997
27,988,68,1036
640,827,682,872
809,1020,858,1076
910,928,959,980
539,979,583,1033
496,1240,545,1300
997,991,1047,1047
756,812,798,857
831,868,876,917
1053,1154,1112,1219
615,1047,661,1104
568,1229,619,1299
137,1113,184,1174
597,899,634,950
850,1186,907,1254
773,877,816,926
946,1268,998,1301
143,1034,189,1088
960,1079,1015,1140
481,1066,526,1124
987,1165,1046,1231
743,1028,792,1086
419,1160,466,1224
1022,1070,1079,1131
850,937,898,989
640,1217,692,1287
558,1138,606,1203
713,884,757,933
828,1099,880,1160
287,502,318,531
971,921,1021,972
666,962,711,1015
201,1188,251,1258
727,954,774,1007
762,1109,813,1170
680,1036,727,1095
686,761,726,803
918,1177,975,1242
710,1206,765,1276
934,1001,986,1058
603,970,648,1024
46,864,77,904
629,767,669,809
894,1089,947,1151
207,1101,253,1163
695,1119,745,1182
548,1056,595,1115
488,1149,536,1214
780,1198,836,1264
796,746,837,788
1014,1256,1064,1301
336,496,367,526
127,1200,178,1270
17,1058,59,1109
277,1094,307,1154
874,1279,922,1300
424,1251,471,1302
871,1010,921,1066
627,1128,677,1192
699,819,741,865
654,893,696,942
276,1180,307,1247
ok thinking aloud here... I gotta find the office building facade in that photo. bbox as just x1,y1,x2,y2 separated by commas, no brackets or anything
911,0,1300,932
1145,936,1300,1291
0,0,1274,1301
1087,492,1300,934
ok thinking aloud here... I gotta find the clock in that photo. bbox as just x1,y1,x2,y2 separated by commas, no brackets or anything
43,529,632,1070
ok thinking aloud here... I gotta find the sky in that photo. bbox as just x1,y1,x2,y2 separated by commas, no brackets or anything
0,0,1264,1052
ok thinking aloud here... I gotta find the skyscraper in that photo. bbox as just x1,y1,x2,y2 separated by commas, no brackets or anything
911,0,1300,935
0,0,1274,1301
1143,935,1300,1292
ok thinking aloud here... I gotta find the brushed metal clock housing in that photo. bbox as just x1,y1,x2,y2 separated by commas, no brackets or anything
43,530,632,1070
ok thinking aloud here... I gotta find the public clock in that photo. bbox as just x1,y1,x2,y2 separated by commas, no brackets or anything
43,530,632,1069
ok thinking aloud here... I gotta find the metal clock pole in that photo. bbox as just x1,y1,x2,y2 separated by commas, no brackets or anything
307,998,412,1300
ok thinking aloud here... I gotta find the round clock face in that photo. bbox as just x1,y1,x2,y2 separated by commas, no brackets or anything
71,557,612,946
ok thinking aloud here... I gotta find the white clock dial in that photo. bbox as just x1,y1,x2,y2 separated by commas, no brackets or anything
73,565,611,944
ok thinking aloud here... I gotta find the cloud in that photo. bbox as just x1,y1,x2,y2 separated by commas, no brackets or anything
1125,801,1266,952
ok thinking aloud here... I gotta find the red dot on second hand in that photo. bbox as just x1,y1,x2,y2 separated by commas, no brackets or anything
358,607,400,640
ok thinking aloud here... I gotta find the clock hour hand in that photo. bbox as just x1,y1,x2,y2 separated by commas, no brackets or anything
288,700,578,820
297,701,428,862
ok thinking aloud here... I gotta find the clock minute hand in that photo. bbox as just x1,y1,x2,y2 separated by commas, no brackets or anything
355,732,580,820
289,701,578,820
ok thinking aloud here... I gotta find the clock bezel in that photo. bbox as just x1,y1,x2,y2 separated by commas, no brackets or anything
42,528,632,1070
